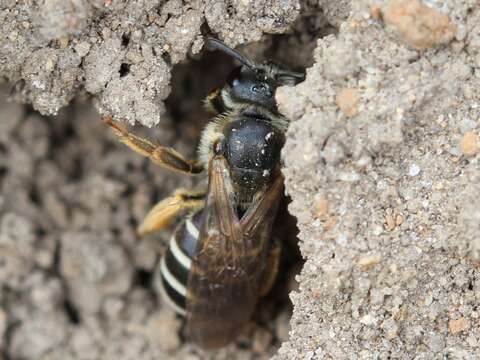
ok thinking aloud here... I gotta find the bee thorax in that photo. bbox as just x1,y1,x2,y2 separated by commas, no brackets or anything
223,113,285,190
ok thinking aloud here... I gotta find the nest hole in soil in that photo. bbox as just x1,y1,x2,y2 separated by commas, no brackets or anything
159,13,335,350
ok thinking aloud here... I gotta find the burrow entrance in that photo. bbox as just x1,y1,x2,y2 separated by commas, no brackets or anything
158,6,335,355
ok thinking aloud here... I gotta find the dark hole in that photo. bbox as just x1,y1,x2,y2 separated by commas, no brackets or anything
408,55,420,64
64,298,81,324
126,161,135,172
28,185,41,205
128,216,138,229
111,227,120,238
468,281,474,291
24,103,37,117
134,268,153,289
121,33,130,47
48,118,75,150
165,46,235,140
122,183,135,197
161,51,172,66
36,226,46,237
119,63,131,77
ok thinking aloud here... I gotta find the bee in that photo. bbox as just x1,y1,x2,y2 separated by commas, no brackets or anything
103,38,304,349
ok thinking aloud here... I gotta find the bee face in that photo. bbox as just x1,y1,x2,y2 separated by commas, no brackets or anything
226,64,305,112
205,38,304,114
227,66,278,111
222,116,285,190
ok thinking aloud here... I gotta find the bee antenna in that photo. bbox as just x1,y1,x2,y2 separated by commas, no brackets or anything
205,37,255,69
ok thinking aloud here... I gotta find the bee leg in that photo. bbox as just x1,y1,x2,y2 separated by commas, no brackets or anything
138,188,206,237
258,239,282,297
103,116,204,175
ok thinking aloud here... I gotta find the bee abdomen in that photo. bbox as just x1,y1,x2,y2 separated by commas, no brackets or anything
158,210,203,316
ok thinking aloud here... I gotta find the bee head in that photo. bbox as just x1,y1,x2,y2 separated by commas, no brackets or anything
206,38,304,111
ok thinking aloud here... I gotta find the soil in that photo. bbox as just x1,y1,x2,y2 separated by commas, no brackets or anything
1,0,479,359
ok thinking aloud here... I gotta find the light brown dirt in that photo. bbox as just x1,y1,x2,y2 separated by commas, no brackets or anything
1,0,480,359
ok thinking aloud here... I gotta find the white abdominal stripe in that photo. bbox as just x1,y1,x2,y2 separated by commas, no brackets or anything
161,256,187,296
159,216,200,315
185,218,199,240
169,235,192,269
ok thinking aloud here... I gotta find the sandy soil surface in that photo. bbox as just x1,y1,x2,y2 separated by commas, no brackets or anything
1,0,479,359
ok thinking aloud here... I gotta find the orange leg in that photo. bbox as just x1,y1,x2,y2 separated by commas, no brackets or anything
103,116,204,175
137,188,206,237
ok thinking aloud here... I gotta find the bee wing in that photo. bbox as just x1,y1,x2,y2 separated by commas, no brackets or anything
186,157,283,349
240,171,284,238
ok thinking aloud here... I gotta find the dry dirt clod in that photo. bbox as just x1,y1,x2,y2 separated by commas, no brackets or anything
449,317,470,335
383,0,457,50
460,131,478,156
336,88,360,118
314,197,330,220
323,216,338,231
0,0,301,125
275,1,480,358
370,4,383,20
385,213,396,231
395,214,404,226
357,254,382,271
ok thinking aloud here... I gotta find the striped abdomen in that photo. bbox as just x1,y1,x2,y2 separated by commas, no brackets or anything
158,209,204,315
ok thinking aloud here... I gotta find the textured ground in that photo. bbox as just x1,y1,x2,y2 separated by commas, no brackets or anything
1,0,480,359
276,0,480,358
0,0,301,126
0,88,300,359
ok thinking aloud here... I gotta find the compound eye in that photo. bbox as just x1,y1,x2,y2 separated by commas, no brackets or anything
252,83,273,97
227,67,242,87
252,84,265,93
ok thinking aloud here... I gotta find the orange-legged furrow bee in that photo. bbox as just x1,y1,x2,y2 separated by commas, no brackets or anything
103,38,304,349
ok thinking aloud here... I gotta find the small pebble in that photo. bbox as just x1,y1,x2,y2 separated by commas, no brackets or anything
460,131,477,156
314,197,330,220
358,254,381,270
449,317,469,334
395,214,404,226
385,214,396,231
74,41,91,57
408,164,421,177
359,313,377,326
336,88,360,117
